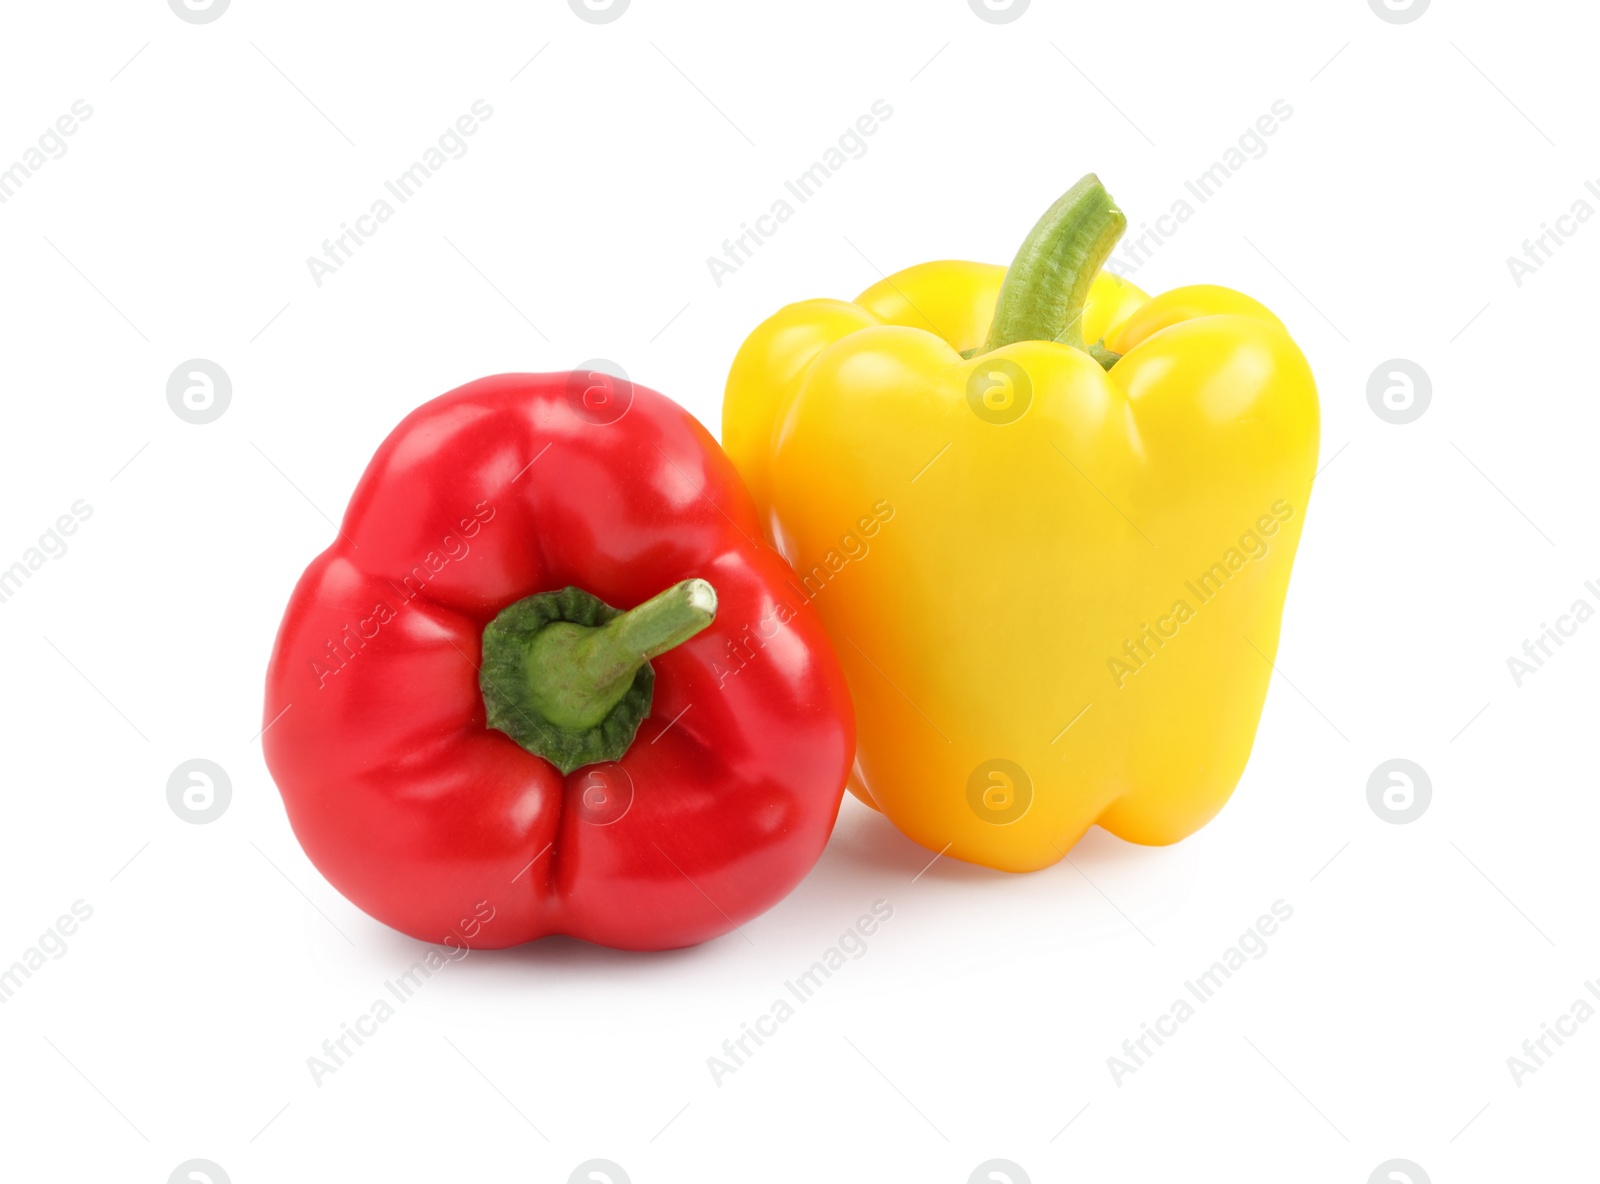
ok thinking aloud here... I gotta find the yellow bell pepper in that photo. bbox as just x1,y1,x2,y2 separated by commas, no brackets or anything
722,175,1319,872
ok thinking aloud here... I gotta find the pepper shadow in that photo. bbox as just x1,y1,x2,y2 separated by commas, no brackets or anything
357,796,1186,975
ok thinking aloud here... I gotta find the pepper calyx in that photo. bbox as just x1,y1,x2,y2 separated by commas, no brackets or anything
480,579,716,775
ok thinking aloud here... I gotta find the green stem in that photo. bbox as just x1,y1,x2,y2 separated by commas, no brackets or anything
972,174,1128,368
529,580,715,729
479,580,716,774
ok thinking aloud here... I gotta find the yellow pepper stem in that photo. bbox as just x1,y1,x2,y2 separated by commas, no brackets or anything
974,174,1128,368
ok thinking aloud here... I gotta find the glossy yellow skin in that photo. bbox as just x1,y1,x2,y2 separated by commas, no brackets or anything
723,261,1318,871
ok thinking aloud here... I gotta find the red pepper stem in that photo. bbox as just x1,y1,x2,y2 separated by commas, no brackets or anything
525,579,717,732
974,174,1127,368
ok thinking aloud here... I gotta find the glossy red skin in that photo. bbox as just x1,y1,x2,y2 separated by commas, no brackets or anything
262,374,853,951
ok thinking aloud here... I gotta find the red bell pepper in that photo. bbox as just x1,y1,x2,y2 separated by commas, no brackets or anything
262,372,854,951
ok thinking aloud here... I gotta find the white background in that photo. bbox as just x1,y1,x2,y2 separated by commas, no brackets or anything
0,0,1593,1180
